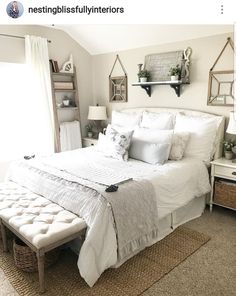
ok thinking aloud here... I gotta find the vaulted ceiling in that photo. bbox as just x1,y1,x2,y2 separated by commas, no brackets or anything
55,24,233,55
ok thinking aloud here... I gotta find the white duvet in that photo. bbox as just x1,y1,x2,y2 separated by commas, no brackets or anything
7,147,211,287
41,146,210,213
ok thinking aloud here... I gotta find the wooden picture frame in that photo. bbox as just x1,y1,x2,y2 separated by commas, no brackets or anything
109,55,128,103
109,75,128,103
207,37,235,106
207,70,235,106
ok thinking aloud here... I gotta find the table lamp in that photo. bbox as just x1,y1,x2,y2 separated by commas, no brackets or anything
88,105,107,138
226,111,236,134
226,111,236,161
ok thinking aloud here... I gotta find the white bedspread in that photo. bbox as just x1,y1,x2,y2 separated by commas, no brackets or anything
7,147,211,287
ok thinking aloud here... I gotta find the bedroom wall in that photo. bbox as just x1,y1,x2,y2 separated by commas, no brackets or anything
92,31,234,120
0,25,93,181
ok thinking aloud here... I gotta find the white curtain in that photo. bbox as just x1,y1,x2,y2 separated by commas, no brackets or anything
0,36,54,179
25,35,54,155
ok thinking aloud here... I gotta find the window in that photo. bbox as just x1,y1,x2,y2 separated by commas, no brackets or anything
0,62,53,161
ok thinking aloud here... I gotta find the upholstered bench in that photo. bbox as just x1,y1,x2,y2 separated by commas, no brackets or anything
0,182,86,293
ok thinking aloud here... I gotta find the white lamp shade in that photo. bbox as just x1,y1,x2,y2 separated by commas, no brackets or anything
88,106,107,120
226,111,236,134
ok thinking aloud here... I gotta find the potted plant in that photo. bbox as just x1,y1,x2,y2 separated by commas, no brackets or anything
138,70,150,83
85,124,93,138
223,140,234,160
169,64,181,81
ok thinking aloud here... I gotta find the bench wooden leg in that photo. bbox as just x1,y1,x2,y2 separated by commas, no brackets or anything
0,221,8,252
37,251,45,294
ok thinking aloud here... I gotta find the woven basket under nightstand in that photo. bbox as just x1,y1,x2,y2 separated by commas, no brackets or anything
214,180,236,210
13,238,60,272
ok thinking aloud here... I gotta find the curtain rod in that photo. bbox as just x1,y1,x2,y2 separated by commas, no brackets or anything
0,33,51,43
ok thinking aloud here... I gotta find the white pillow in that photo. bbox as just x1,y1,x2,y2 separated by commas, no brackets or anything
174,114,218,162
133,127,173,144
140,111,175,130
106,124,133,135
169,132,190,161
111,111,141,128
179,112,224,160
97,127,133,161
129,139,171,165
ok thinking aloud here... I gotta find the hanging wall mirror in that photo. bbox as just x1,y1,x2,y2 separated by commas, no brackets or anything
207,37,235,106
109,55,128,102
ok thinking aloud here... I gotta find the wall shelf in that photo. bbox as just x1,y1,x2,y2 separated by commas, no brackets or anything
52,72,74,77
54,89,76,92
132,81,190,97
57,106,78,110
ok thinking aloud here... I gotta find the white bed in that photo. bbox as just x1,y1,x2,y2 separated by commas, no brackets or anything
5,107,225,287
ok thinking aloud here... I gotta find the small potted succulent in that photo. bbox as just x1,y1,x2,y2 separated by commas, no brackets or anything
138,70,150,83
169,64,181,81
85,124,93,138
223,140,234,160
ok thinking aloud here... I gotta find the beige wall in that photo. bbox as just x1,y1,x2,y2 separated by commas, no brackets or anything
92,31,234,120
0,25,93,180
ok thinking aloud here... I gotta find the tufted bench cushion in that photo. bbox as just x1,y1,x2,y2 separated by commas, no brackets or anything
0,182,86,293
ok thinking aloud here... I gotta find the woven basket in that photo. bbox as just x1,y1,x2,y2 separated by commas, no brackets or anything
13,238,60,272
0,227,14,240
214,180,236,210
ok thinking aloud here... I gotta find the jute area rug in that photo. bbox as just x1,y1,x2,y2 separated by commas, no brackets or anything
0,226,210,296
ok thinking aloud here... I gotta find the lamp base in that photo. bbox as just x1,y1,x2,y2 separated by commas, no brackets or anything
92,120,103,139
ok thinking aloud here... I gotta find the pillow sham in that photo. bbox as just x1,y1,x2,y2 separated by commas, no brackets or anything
111,111,141,128
174,114,218,162
97,127,133,161
129,139,171,165
179,111,224,160
169,132,190,161
133,127,173,144
106,124,133,135
140,111,175,130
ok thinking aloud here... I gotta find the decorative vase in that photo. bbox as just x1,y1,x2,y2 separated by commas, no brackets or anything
171,75,179,81
140,77,147,83
88,132,93,138
137,64,143,73
224,151,233,160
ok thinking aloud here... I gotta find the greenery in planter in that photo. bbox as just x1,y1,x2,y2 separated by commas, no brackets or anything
85,124,93,133
169,64,181,77
137,69,150,79
223,139,234,151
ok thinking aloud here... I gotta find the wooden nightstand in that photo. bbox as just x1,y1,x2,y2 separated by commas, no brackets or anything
210,158,236,212
82,137,98,148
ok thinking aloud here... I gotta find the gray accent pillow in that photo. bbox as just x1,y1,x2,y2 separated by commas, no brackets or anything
169,132,190,160
129,139,171,165
98,127,133,161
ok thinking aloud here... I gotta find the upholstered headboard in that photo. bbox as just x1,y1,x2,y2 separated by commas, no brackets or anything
120,107,225,160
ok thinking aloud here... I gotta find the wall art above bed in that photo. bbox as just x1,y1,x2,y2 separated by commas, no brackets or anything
109,55,128,103
132,48,192,97
207,37,235,107
144,48,191,83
